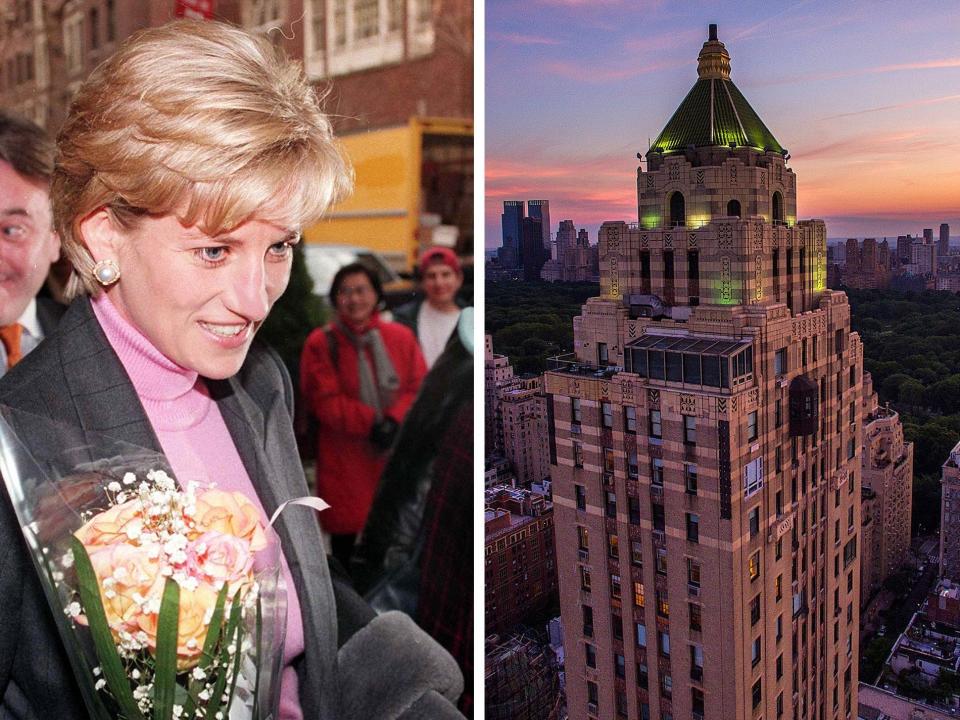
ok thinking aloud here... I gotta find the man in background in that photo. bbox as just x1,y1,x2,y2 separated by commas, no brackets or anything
393,246,467,369
0,112,62,376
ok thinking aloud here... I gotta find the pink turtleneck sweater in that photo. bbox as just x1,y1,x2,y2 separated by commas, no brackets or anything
91,293,305,720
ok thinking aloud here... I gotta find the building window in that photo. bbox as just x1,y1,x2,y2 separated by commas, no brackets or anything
669,191,686,227
750,594,761,625
649,410,662,439
655,547,668,574
585,642,596,668
608,533,619,559
749,551,761,581
571,397,582,424
775,573,783,601
656,589,670,618
744,457,764,498
685,464,698,494
659,630,670,657
749,506,760,538
603,447,615,476
772,191,784,225
686,513,699,543
727,199,741,218
628,450,639,479
575,484,586,510
636,622,647,648
614,653,625,679
637,661,649,689
690,602,702,632
747,410,758,442
752,636,762,666
652,458,664,486
610,573,621,599
752,678,762,708
582,604,594,637
577,526,589,550
775,398,782,428
580,566,591,592
598,342,609,366
573,442,584,468
625,406,637,433
634,581,645,607
687,558,701,587
612,614,623,641
775,614,782,641
628,496,641,525
683,415,697,445
631,540,643,566
587,680,598,707
691,646,704,681
602,401,613,428
605,491,617,519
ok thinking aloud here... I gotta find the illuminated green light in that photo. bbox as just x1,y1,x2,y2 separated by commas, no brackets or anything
642,211,661,230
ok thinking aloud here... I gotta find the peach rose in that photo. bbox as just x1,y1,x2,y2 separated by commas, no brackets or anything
189,531,254,587
190,490,267,552
75,500,145,550
137,582,220,670
87,541,163,632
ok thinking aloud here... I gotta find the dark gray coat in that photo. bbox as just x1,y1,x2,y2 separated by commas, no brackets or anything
0,297,463,719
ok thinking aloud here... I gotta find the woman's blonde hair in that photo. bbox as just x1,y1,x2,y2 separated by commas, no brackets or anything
53,19,352,297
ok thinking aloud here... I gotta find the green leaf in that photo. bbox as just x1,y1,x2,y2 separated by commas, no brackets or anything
252,598,262,720
205,589,244,719
153,578,180,720
70,537,145,720
224,622,245,715
186,583,230,717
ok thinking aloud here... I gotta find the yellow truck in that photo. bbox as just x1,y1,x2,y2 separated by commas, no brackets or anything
303,116,473,275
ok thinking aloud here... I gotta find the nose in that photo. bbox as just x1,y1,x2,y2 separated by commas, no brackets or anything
225,256,271,322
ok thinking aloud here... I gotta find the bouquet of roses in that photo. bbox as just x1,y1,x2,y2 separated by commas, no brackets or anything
0,407,286,720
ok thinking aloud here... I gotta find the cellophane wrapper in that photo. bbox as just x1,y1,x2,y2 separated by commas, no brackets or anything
0,405,287,720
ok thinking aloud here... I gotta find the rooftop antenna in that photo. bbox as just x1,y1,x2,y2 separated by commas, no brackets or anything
709,23,718,41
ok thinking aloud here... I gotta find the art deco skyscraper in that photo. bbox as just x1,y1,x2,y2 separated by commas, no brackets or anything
545,25,862,720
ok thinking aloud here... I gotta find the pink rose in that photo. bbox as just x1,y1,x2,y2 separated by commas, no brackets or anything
87,541,163,632
189,531,254,587
75,500,144,550
190,490,268,552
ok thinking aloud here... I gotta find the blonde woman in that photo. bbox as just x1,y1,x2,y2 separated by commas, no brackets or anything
0,20,464,720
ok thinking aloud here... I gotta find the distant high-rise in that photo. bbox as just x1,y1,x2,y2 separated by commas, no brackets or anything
500,200,525,268
924,228,934,243
520,216,548,281
941,223,951,258
578,228,590,248
546,25,861,720
557,220,579,259
528,200,552,257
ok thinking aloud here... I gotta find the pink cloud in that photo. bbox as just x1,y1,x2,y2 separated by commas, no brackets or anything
822,93,960,120
490,32,560,46
541,57,689,83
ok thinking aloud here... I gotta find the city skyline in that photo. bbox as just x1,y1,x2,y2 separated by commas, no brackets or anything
486,0,960,248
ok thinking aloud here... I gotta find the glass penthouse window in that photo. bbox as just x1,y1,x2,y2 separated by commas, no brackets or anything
624,334,753,390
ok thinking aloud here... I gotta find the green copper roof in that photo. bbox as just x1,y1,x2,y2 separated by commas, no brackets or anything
650,27,785,155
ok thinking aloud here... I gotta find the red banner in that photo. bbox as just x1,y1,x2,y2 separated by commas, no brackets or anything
175,0,215,19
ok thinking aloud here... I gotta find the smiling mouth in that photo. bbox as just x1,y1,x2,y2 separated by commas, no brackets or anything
198,321,250,338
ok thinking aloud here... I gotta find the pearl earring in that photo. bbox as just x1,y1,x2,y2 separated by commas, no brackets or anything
93,259,121,286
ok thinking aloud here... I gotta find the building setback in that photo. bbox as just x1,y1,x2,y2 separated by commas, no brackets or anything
501,377,552,488
544,26,862,720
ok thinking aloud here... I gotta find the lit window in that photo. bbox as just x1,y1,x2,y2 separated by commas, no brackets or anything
634,581,645,607
580,566,591,591
577,526,589,550
608,533,619,558
749,551,761,581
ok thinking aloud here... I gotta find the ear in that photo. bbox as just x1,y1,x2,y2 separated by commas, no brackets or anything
77,207,123,264
45,230,61,264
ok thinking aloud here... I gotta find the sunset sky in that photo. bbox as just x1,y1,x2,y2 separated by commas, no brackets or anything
485,0,960,248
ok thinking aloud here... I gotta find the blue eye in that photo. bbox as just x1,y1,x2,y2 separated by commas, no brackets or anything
1,225,25,239
268,240,295,259
198,246,228,263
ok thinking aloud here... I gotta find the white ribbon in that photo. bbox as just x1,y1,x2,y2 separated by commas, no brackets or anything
268,496,331,527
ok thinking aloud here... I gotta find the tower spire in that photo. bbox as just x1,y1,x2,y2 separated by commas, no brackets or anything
697,23,730,80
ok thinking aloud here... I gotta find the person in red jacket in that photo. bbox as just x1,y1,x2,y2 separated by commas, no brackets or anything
300,262,426,567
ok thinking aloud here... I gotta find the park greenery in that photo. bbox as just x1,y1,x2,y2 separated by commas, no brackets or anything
487,282,960,535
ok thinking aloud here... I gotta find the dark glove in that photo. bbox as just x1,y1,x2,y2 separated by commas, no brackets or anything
369,417,399,452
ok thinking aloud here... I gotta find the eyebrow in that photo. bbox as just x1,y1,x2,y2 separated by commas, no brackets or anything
0,208,32,218
212,230,301,245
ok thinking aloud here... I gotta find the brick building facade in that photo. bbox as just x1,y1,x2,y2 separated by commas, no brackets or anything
545,27,862,720
484,486,558,636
